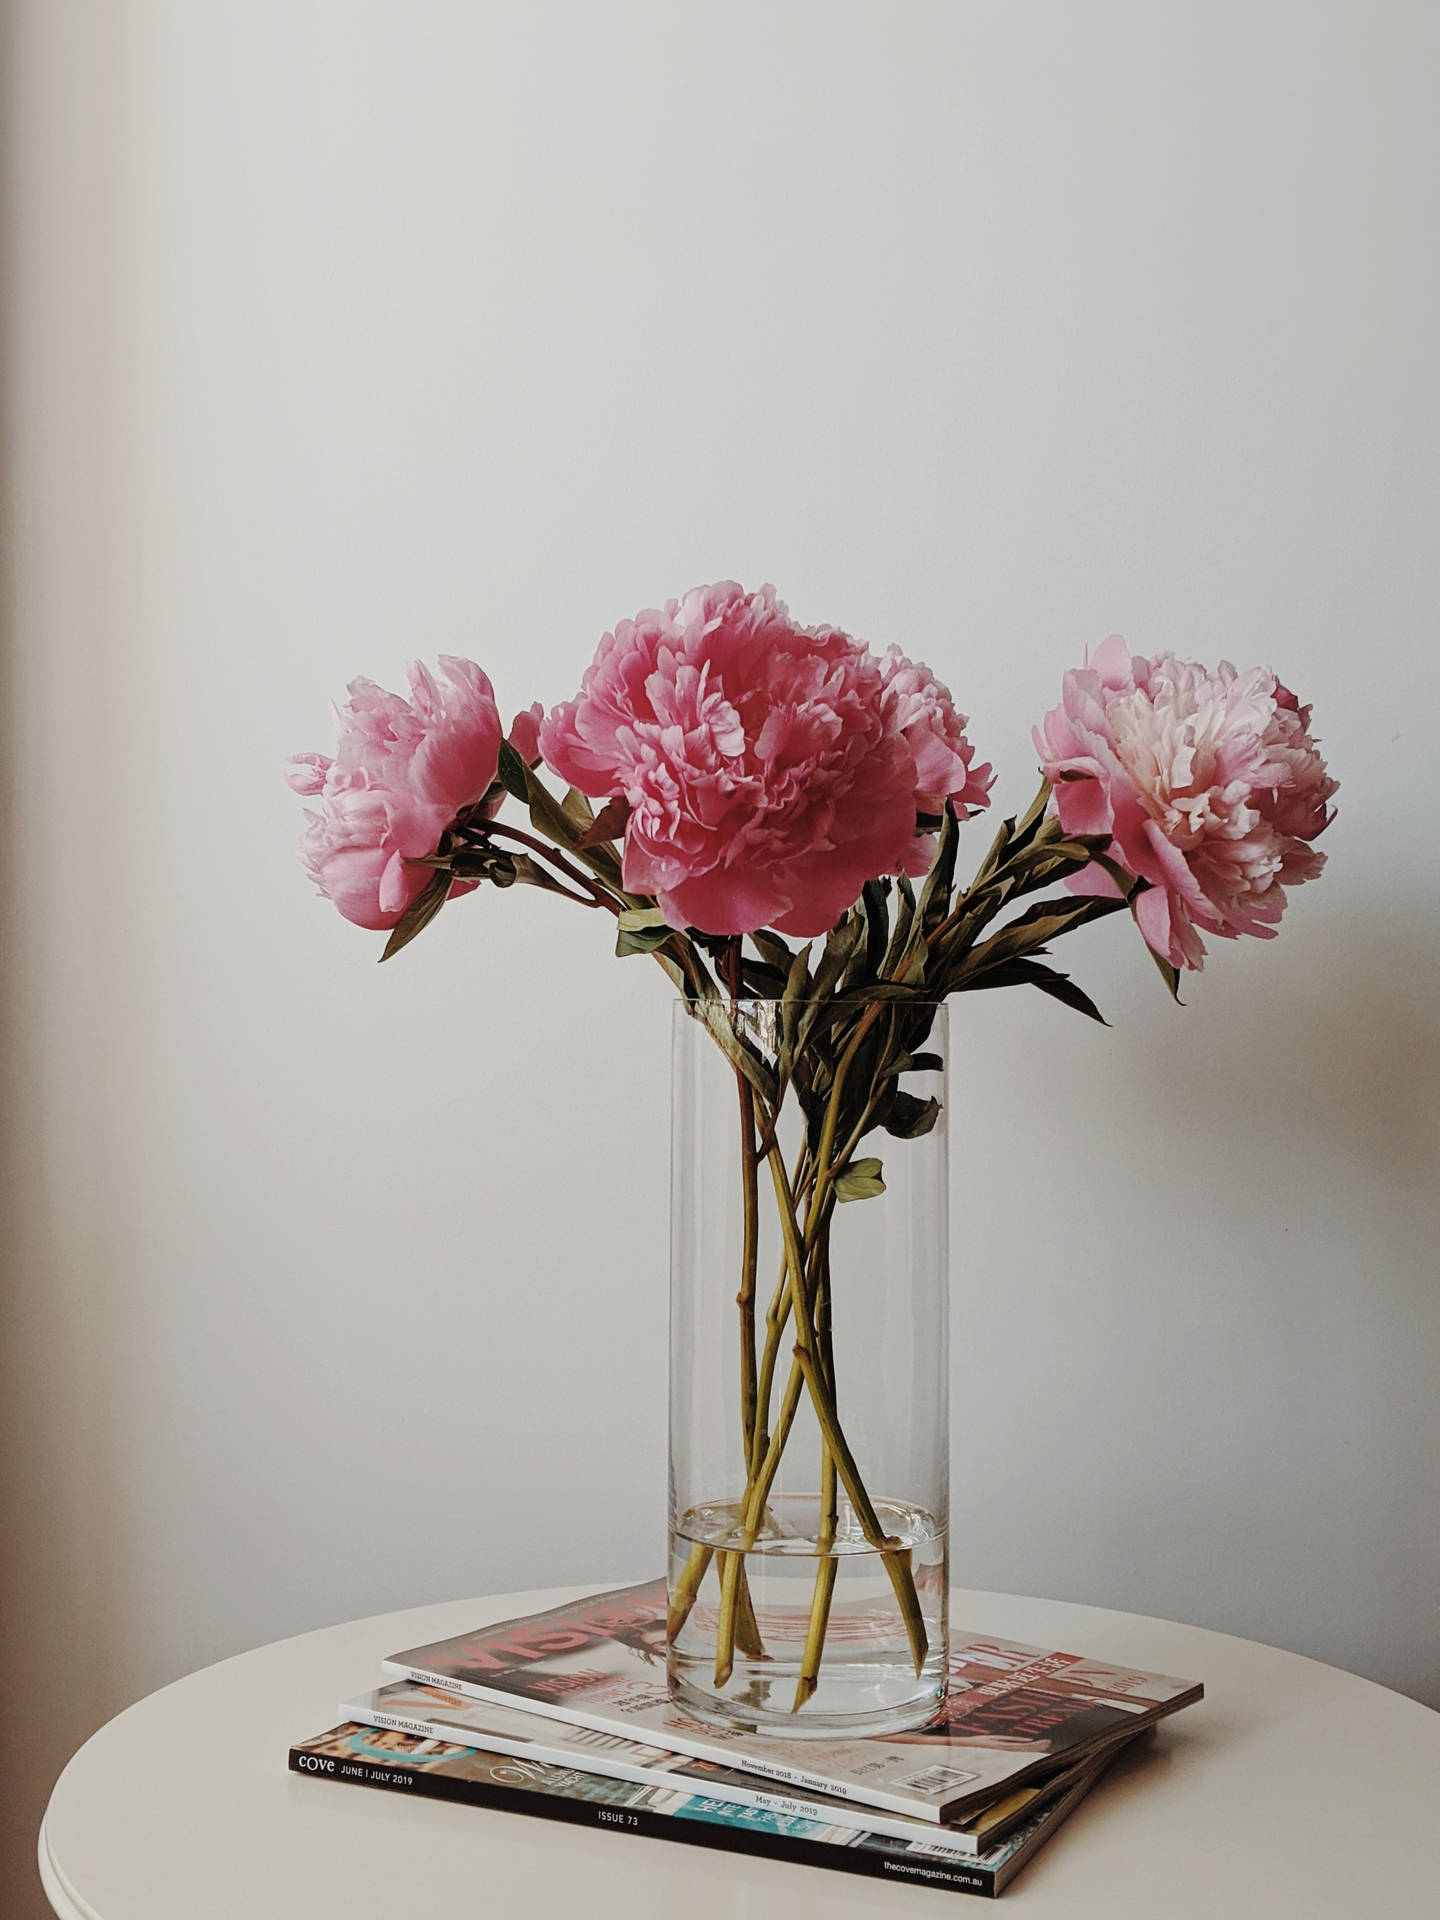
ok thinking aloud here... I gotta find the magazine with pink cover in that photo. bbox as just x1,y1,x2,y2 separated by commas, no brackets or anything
383,1580,1201,1824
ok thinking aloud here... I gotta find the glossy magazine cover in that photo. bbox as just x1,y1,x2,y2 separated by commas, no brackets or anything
383,1579,1200,1822
289,1720,1126,1897
341,1678,1120,1858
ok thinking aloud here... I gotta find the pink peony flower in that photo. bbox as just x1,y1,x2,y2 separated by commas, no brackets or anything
541,583,971,937
289,657,520,931
1035,635,1337,970
879,648,993,875
506,701,544,768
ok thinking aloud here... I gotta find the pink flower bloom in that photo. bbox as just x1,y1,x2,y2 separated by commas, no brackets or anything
879,647,993,877
879,648,993,819
289,657,508,930
1035,635,1337,970
540,583,935,937
507,703,544,767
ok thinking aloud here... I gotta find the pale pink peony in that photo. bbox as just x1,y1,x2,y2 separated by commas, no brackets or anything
289,657,523,931
1035,635,1337,970
540,582,969,937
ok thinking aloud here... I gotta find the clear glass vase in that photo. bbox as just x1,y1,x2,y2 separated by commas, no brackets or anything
668,996,949,1737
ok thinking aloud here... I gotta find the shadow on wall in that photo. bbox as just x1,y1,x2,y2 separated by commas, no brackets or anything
1126,914,1440,1193
962,904,1440,1710
0,8,134,1916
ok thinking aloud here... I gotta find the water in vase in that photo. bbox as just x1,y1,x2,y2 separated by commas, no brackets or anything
668,1491,948,1737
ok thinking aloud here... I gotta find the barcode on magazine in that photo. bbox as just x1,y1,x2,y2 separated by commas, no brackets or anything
898,1765,979,1795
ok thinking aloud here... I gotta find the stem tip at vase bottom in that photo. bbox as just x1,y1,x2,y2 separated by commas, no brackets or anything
666,1493,949,1737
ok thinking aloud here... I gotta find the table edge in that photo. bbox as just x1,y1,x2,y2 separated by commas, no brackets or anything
37,1584,1440,1919
39,1815,99,1920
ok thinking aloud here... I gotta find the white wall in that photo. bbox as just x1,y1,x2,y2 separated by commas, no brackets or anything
5,2,1438,1910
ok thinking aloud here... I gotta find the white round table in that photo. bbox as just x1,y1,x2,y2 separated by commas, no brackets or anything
40,1585,1440,1917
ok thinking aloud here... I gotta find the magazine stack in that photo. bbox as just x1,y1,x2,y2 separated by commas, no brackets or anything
289,1580,1203,1899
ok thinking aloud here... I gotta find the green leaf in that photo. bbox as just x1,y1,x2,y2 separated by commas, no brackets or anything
1091,851,1141,897
495,738,531,803
918,802,960,936
954,956,1109,1025
750,929,795,973
379,869,452,961
653,951,687,990
576,793,631,847
907,1051,945,1074
616,929,672,956
688,997,780,1109
775,939,813,1087
526,771,585,849
1008,778,1055,854
880,874,917,979
997,893,1122,941
882,805,960,989
883,1092,941,1139
1147,943,1184,1003
561,787,596,832
783,941,814,1003
615,904,672,957
739,959,789,996
1029,969,1109,1024
994,839,1095,901
794,915,863,1058
807,913,863,1009
954,894,1129,980
503,755,627,891
834,1157,886,1203
861,879,891,983
834,981,916,1005
969,812,1016,888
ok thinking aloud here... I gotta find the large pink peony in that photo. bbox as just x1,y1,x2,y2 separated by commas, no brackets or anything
540,583,988,937
1035,635,1337,970
289,658,531,931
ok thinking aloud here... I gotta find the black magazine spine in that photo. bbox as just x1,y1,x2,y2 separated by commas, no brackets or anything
287,1748,998,1898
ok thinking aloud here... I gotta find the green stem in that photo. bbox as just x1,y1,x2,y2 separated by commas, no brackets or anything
732,1559,766,1662
738,1101,760,1458
714,1144,824,1685
711,1553,767,1665
723,941,761,1469
667,1542,713,1640
770,1143,930,1682
791,1338,929,1678
930,777,1057,950
748,1140,810,1477
714,1005,932,1701
716,1138,812,1683
479,820,622,912
713,1353,806,1685
794,1230,838,1710
807,1003,885,1222
722,938,768,1669
794,1467,837,1711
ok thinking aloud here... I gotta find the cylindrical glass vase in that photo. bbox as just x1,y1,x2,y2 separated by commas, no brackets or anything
668,996,949,1737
